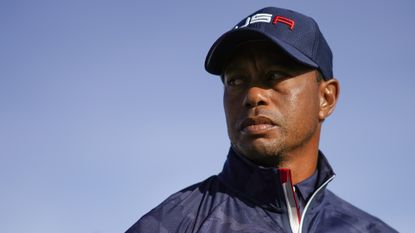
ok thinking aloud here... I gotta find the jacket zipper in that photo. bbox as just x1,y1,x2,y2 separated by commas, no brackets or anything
298,175,335,233
279,168,301,233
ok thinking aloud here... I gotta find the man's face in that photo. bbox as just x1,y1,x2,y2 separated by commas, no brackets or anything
223,41,323,165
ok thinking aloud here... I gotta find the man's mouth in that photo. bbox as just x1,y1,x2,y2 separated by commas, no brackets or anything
240,116,277,134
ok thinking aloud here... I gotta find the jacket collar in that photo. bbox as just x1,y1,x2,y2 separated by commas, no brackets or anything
218,147,335,211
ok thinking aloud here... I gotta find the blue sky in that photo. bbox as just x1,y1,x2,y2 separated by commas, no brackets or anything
1,0,414,232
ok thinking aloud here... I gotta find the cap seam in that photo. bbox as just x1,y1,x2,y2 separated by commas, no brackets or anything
311,19,320,61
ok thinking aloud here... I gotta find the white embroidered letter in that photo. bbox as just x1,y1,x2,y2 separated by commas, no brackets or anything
250,13,272,24
235,17,250,29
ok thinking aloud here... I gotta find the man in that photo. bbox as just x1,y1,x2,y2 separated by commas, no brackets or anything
127,7,397,233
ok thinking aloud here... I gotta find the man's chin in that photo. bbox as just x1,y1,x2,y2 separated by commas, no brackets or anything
234,141,283,166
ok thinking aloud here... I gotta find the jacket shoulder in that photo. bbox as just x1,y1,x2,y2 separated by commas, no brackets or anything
125,175,229,233
320,189,398,233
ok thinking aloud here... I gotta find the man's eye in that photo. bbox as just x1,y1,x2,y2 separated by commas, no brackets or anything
226,78,244,86
268,72,288,81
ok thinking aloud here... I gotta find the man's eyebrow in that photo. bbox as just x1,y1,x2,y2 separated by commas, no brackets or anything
266,56,298,66
223,56,308,75
223,62,245,74
267,59,312,71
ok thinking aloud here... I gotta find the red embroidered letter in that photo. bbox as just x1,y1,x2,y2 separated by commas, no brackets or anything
273,16,295,30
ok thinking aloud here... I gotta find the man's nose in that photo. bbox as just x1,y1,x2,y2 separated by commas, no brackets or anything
242,86,269,108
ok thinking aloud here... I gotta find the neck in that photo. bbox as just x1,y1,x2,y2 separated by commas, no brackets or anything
278,146,319,185
279,127,321,185
235,126,321,185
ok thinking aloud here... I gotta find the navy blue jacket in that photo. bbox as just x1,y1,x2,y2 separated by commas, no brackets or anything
127,149,397,233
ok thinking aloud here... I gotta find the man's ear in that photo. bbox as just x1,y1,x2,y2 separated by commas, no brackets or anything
319,78,340,121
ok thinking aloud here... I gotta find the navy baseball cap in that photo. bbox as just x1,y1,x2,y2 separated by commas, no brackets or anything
205,7,333,80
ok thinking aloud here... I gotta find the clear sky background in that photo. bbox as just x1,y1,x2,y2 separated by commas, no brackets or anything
1,0,414,232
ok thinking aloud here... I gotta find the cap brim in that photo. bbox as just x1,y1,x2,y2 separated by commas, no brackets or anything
205,28,318,75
